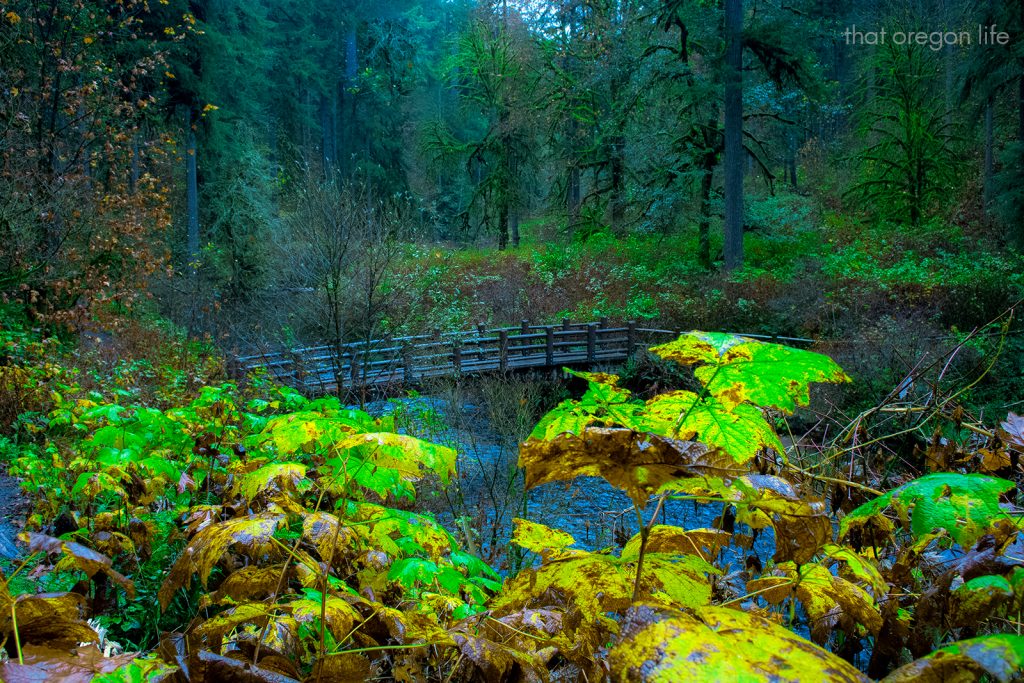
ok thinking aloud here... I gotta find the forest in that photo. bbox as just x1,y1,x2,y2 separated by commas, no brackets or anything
2,0,1024,680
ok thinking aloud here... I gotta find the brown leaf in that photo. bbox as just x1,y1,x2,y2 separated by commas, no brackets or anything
20,532,135,598
311,653,373,682
519,427,748,508
159,513,284,609
0,592,98,648
203,565,289,607
0,644,146,683
621,526,731,563
999,413,1024,452
191,650,300,682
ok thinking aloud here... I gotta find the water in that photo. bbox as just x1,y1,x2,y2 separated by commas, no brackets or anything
364,395,776,570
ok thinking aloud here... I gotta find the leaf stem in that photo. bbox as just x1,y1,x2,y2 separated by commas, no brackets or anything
631,504,650,603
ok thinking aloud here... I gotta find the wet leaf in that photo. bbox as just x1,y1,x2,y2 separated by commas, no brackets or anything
20,532,136,598
620,526,730,563
287,595,360,640
650,332,851,413
205,565,289,606
609,604,869,682
492,550,716,624
253,410,375,455
840,473,1015,548
0,592,98,648
529,369,641,440
0,644,150,683
332,432,457,485
747,562,882,643
310,653,373,682
821,544,888,597
642,391,785,463
193,603,274,650
951,574,1014,624
511,518,583,561
302,511,366,564
999,413,1024,452
235,462,307,502
881,634,1024,682
663,475,831,564
520,427,746,508
341,501,455,560
191,649,301,682
159,513,285,609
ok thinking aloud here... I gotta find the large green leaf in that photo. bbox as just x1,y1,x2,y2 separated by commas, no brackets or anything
643,391,785,463
881,634,1024,682
609,605,869,682
251,408,382,455
332,432,457,485
840,473,1016,547
529,369,641,440
650,332,850,413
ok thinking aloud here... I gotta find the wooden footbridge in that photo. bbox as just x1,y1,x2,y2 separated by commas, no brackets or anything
232,320,814,396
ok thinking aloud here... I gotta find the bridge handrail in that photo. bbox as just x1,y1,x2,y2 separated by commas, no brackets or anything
234,321,818,394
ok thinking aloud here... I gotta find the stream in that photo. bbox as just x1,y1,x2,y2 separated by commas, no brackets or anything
367,395,777,571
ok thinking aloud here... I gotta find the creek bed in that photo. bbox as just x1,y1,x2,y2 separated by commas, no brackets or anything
365,395,777,570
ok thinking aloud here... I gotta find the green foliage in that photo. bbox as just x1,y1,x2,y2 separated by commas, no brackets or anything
840,473,1016,547
846,41,957,227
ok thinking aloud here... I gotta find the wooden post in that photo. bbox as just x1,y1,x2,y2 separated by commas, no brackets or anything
520,319,529,356
562,318,571,331
453,340,462,373
433,328,442,341
545,326,555,366
626,320,637,358
350,349,360,388
587,323,597,362
402,342,413,384
599,316,608,329
477,322,487,336
499,330,509,373
226,349,243,382
291,350,306,388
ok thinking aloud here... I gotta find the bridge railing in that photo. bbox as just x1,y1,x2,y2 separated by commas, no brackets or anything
233,320,815,395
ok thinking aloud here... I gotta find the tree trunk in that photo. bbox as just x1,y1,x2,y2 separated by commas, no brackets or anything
610,134,625,231
184,107,200,269
984,97,994,212
786,128,798,190
498,202,509,250
342,27,358,176
567,118,581,227
698,162,713,270
1019,74,1024,142
723,0,744,271
320,92,336,176
510,212,520,248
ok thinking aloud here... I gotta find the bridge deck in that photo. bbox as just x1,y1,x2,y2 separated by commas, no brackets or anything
232,320,814,396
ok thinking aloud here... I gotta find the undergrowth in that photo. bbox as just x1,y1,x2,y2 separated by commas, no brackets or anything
1,316,1024,681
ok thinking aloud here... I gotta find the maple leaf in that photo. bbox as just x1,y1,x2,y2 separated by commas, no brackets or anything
650,331,851,413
